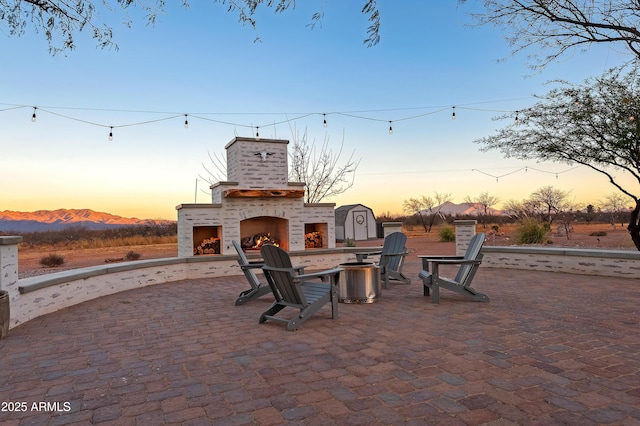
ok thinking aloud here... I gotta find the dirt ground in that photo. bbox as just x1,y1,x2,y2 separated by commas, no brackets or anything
16,223,634,279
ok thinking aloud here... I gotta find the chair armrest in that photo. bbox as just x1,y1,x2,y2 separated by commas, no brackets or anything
425,258,482,266
417,255,464,260
241,262,264,270
381,251,409,257
355,251,382,262
295,268,344,282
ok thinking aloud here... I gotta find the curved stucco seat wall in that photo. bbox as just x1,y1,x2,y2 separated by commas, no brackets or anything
481,246,640,278
2,236,639,331
0,237,355,330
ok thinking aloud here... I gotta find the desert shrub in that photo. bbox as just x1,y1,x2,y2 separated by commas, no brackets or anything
20,223,177,248
491,225,500,233
344,238,356,247
124,251,141,261
438,226,456,242
590,231,607,237
40,253,65,267
516,219,548,244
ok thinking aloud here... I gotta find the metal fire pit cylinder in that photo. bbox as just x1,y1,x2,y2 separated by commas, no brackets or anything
338,262,381,303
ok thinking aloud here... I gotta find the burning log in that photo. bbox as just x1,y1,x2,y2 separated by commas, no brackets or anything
241,233,280,250
194,237,221,255
305,231,323,249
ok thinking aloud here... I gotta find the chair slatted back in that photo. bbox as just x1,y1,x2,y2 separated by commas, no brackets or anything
380,232,407,271
260,245,307,306
454,233,486,285
232,240,260,288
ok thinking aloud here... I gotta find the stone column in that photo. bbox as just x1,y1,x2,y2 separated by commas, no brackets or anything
0,236,22,333
382,222,403,238
454,220,476,256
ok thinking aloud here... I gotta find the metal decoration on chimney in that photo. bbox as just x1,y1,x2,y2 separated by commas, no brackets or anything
255,152,274,162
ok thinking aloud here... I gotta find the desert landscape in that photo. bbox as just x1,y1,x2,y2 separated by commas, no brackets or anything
16,222,634,279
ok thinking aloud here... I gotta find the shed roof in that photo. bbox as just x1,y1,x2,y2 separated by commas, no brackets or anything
335,204,374,226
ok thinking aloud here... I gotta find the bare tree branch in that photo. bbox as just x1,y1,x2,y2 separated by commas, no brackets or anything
288,126,360,204
460,0,640,70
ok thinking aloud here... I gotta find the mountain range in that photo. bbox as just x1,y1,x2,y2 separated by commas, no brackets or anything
0,209,174,233
425,202,504,216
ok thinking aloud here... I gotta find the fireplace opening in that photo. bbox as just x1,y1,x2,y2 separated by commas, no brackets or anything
305,223,328,249
240,216,289,251
193,226,221,255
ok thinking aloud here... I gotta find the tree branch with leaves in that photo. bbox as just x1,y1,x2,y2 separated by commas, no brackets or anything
1,0,380,54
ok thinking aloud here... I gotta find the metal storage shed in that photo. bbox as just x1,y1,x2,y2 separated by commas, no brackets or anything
335,204,377,241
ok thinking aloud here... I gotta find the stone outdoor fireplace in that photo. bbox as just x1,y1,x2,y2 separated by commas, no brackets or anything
176,137,336,257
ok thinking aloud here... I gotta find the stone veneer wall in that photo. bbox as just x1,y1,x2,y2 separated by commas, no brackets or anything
225,138,289,188
481,246,640,278
176,200,336,256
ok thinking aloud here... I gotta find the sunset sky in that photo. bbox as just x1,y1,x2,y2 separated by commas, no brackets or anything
0,1,634,220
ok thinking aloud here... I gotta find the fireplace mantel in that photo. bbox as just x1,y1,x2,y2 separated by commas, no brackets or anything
224,189,305,198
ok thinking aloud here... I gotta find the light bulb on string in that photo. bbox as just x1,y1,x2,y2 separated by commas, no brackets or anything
184,114,189,129
388,121,393,134
323,113,327,127
515,111,519,123
255,127,260,141
452,106,456,120
108,126,113,141
31,107,37,122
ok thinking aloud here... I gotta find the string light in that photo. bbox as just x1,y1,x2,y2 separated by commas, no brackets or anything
472,165,580,182
515,111,519,123
108,126,113,141
3,98,534,139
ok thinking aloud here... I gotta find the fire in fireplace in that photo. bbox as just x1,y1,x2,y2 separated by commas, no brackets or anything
241,232,280,250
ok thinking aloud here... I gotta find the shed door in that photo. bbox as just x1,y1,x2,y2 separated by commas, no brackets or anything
352,210,369,240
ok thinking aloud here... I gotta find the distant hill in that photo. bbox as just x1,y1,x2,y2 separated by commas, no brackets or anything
0,209,174,233
424,201,504,217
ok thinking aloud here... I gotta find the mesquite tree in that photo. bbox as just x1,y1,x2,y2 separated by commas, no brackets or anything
475,66,640,250
1,0,380,54
402,192,452,233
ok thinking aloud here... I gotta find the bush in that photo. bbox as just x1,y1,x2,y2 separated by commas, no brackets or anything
344,238,356,247
516,219,548,244
124,251,141,261
438,226,456,242
590,231,607,237
40,253,65,268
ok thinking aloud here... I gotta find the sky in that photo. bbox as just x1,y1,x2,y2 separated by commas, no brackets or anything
0,1,634,220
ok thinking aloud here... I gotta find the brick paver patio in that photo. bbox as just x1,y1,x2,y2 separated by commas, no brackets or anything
1,262,639,425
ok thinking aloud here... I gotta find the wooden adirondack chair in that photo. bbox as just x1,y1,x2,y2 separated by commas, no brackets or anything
232,240,307,305
356,231,411,289
259,244,342,331
232,240,272,305
418,232,489,304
